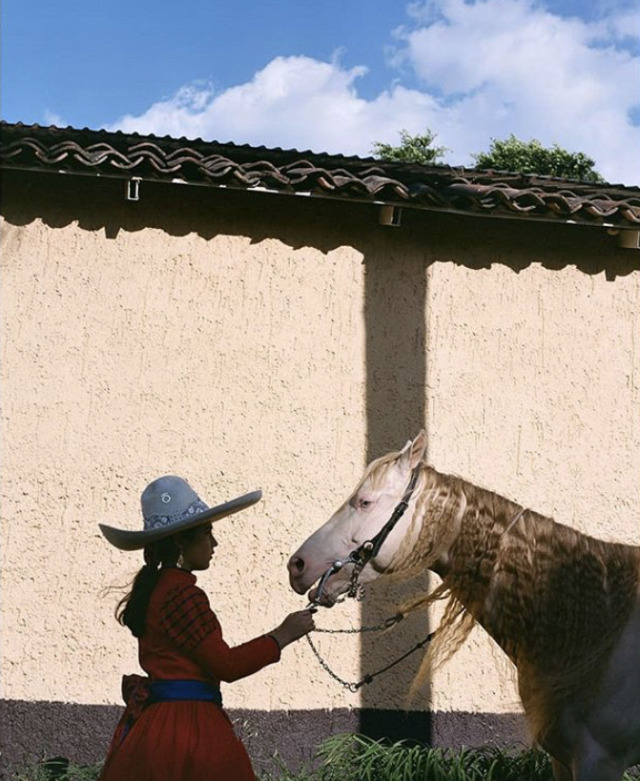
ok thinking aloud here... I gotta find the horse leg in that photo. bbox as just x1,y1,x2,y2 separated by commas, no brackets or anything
569,729,627,781
551,753,623,781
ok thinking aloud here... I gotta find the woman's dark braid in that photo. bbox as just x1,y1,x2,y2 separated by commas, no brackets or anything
116,535,192,636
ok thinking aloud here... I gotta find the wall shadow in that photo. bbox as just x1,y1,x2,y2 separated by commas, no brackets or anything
2,169,638,281
358,232,433,743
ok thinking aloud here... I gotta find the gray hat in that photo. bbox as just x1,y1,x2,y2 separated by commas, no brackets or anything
99,475,262,551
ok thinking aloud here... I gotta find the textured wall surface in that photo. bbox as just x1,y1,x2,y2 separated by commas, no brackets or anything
424,260,640,711
1,172,639,768
1,216,368,711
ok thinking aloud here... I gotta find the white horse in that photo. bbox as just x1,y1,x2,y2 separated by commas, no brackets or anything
288,432,640,781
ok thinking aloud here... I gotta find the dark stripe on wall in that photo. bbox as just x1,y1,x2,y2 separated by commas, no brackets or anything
0,699,529,775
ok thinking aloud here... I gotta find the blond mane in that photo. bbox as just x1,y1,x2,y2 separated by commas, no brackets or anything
369,460,640,742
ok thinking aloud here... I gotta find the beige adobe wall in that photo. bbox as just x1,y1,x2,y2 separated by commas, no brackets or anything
0,203,369,712
423,260,640,712
1,174,639,722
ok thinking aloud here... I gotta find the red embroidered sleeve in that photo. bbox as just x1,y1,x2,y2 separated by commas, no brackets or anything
191,631,281,682
159,581,281,682
160,584,218,653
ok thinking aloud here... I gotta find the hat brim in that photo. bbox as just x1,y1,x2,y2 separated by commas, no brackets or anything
99,489,262,551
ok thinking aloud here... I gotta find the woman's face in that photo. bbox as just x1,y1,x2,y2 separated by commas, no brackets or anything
180,524,218,571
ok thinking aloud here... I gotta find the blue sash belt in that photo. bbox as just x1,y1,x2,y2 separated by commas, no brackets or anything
149,679,223,707
113,676,223,747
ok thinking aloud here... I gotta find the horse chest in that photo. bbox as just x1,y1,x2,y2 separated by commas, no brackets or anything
544,598,640,773
585,600,640,764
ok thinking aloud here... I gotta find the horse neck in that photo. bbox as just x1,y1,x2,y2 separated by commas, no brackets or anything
396,466,529,608
423,472,524,629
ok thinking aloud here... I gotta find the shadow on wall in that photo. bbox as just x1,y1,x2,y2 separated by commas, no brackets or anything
360,243,433,743
2,169,637,281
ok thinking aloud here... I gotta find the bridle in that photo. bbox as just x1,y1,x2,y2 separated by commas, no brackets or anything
306,468,530,692
310,465,422,608
306,466,433,692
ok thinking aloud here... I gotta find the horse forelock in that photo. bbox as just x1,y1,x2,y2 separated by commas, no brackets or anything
355,450,403,493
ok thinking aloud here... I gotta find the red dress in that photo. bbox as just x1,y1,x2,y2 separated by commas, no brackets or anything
99,568,280,781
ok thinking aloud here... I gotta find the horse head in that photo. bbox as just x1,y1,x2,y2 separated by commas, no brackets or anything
288,431,428,605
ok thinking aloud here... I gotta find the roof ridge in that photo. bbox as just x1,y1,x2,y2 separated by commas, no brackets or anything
2,122,639,227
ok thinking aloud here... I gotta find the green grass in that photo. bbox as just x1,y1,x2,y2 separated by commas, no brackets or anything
10,757,103,781
261,734,556,781
11,737,640,780
260,734,640,781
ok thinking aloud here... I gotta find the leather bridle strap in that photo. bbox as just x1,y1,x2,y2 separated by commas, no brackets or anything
310,466,421,607
350,465,421,567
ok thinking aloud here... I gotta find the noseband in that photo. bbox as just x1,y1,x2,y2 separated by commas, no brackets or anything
311,465,421,607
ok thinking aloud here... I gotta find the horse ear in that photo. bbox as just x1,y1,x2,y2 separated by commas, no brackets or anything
400,430,427,470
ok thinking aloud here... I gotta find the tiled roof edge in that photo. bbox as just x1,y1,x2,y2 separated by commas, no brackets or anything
2,121,639,227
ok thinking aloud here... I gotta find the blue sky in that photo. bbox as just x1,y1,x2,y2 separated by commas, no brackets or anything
3,0,640,184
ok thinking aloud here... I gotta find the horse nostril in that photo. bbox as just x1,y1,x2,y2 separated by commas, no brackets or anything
289,555,305,575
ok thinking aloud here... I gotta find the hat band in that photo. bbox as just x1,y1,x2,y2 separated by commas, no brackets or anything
144,499,210,531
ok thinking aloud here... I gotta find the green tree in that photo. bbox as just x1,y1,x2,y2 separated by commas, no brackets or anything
472,134,604,182
372,129,449,165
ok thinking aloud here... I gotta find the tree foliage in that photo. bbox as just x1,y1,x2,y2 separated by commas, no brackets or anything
372,129,449,165
473,134,604,182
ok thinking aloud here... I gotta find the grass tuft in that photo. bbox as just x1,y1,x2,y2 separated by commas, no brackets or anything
308,734,556,781
261,733,640,781
10,757,103,781
9,738,640,780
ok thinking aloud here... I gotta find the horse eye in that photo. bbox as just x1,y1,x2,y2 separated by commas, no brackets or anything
359,498,373,509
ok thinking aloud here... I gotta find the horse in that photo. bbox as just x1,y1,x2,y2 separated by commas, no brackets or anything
288,432,640,781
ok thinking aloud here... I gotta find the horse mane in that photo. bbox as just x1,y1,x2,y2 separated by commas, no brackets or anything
374,460,640,742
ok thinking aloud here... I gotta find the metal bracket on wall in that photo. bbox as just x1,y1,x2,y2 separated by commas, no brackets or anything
618,230,640,250
125,178,142,202
379,205,402,227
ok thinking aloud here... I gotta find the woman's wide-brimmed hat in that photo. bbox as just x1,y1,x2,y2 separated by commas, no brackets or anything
99,475,262,551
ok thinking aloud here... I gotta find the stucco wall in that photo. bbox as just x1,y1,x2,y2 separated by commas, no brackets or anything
1,171,639,767
424,259,640,712
0,209,369,712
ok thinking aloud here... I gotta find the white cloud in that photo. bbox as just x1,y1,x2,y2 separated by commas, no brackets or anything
395,0,640,183
107,0,640,185
44,109,67,127
108,56,441,158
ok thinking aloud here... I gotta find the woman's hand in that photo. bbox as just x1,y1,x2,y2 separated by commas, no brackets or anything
269,609,315,650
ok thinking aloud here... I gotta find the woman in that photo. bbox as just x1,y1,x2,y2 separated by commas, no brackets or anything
98,474,315,781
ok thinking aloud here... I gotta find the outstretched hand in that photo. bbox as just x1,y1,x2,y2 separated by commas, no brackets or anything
269,609,315,650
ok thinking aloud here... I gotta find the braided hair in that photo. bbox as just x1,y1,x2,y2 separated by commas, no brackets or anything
116,535,186,637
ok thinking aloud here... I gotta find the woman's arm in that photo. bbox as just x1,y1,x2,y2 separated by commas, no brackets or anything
160,583,312,682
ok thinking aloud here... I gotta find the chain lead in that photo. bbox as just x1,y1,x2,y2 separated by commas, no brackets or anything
305,628,435,692
313,613,404,634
